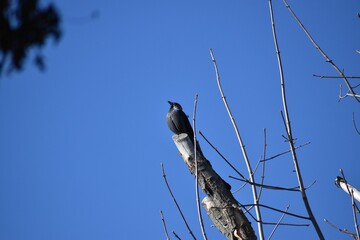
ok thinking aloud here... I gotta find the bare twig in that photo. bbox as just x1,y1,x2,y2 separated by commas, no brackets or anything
242,203,310,220
198,130,245,179
351,190,360,239
305,180,317,190
161,163,197,240
282,0,360,102
313,74,360,79
237,176,318,193
257,128,267,201
172,231,182,240
209,48,265,240
324,219,357,239
232,181,251,195
192,95,208,240
338,84,349,101
268,1,325,239
160,210,171,240
230,176,300,192
261,141,311,162
267,205,290,240
239,203,309,227
352,112,360,136
264,222,308,227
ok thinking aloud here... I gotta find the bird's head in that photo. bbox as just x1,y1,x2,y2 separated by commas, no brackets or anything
334,176,344,188
168,101,183,111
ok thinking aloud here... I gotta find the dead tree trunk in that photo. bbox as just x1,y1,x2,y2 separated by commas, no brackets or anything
172,133,257,240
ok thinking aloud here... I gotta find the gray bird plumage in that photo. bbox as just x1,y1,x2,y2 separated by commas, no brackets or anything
167,101,204,156
166,101,195,143
166,101,230,190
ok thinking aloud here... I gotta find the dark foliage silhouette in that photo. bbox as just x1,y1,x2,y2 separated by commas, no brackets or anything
0,0,61,75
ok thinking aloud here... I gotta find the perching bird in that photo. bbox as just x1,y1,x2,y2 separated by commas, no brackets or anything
167,101,205,156
166,101,195,142
167,101,230,190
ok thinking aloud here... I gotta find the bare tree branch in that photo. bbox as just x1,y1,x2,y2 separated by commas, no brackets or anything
267,205,290,240
161,163,197,240
160,210,171,240
242,203,310,220
230,176,300,192
352,112,360,136
256,129,267,201
324,219,358,239
210,48,265,240
171,133,257,239
268,1,325,239
313,74,360,79
199,130,245,179
192,95,208,240
261,142,311,162
237,202,309,228
282,0,360,102
172,231,182,240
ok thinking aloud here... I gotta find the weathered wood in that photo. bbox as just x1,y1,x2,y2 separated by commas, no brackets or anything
336,177,360,203
172,133,257,240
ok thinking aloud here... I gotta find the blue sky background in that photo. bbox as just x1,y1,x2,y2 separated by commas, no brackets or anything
0,0,359,239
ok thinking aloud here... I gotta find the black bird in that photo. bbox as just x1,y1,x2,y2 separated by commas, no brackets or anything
167,100,204,156
167,101,195,142
167,101,230,190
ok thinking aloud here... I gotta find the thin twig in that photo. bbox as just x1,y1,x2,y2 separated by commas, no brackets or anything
198,130,245,179
352,112,360,135
268,205,290,240
313,74,360,79
257,128,267,201
172,231,182,240
268,1,325,239
242,203,310,220
282,0,360,102
231,180,250,194
161,163,197,240
261,141,311,162
324,219,357,239
192,94,208,240
340,169,360,239
237,176,319,193
209,48,265,240
230,176,300,192
353,84,360,89
263,222,308,227
351,190,360,239
160,210,171,240
239,203,309,227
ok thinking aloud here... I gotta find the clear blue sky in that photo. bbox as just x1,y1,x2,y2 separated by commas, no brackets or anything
1,0,359,239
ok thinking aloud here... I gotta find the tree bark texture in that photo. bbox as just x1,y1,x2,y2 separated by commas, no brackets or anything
172,133,257,240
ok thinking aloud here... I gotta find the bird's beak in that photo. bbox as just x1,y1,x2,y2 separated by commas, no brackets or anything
168,101,173,105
